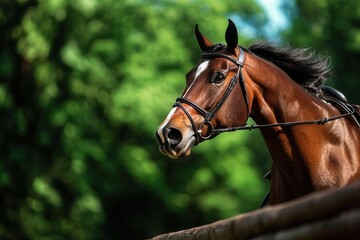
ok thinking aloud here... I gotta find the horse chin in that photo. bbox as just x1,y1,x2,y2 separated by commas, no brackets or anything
179,135,196,158
161,135,196,159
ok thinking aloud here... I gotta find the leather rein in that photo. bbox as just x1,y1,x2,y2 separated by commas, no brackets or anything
173,47,355,145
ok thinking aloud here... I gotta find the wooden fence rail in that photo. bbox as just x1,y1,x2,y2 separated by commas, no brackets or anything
150,181,360,240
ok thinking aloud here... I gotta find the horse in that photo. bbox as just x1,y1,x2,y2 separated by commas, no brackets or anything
155,19,360,205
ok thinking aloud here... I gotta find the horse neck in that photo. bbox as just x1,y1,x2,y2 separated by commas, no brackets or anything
245,55,329,204
246,55,324,126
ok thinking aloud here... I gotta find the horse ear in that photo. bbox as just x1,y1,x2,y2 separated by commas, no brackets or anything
225,19,238,51
195,24,213,52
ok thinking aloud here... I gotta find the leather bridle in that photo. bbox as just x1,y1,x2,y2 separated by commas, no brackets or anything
173,47,356,145
174,47,248,145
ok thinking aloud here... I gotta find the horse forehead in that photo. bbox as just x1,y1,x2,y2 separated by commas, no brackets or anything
195,60,209,79
183,60,210,97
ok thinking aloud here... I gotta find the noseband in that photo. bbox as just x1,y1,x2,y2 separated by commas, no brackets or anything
174,47,248,145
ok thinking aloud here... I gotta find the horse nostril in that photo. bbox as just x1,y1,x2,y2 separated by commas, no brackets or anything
167,128,182,146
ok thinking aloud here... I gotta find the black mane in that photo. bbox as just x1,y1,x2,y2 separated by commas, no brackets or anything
248,41,332,98
207,43,227,53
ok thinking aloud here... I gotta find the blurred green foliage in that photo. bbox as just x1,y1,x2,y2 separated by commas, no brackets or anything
0,0,269,239
282,0,360,103
1,0,359,239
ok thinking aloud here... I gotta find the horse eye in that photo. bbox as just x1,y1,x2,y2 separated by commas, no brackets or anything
211,72,226,84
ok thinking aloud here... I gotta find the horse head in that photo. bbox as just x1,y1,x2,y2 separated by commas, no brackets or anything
156,20,251,159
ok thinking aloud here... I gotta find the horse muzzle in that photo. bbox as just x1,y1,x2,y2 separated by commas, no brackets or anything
156,124,196,159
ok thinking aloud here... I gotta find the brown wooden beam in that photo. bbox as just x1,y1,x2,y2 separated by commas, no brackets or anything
150,181,360,240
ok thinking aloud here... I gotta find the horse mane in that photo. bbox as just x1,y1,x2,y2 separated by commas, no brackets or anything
208,43,227,53
248,41,332,98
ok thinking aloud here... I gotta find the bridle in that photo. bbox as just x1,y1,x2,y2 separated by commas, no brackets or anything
174,47,248,145
173,47,355,145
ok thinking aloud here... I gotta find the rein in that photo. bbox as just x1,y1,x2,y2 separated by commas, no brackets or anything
212,108,356,133
174,47,356,143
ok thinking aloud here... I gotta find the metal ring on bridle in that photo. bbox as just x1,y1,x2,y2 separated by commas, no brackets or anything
197,121,215,139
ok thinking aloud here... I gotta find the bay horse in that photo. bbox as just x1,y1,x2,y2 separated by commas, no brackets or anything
156,19,360,205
